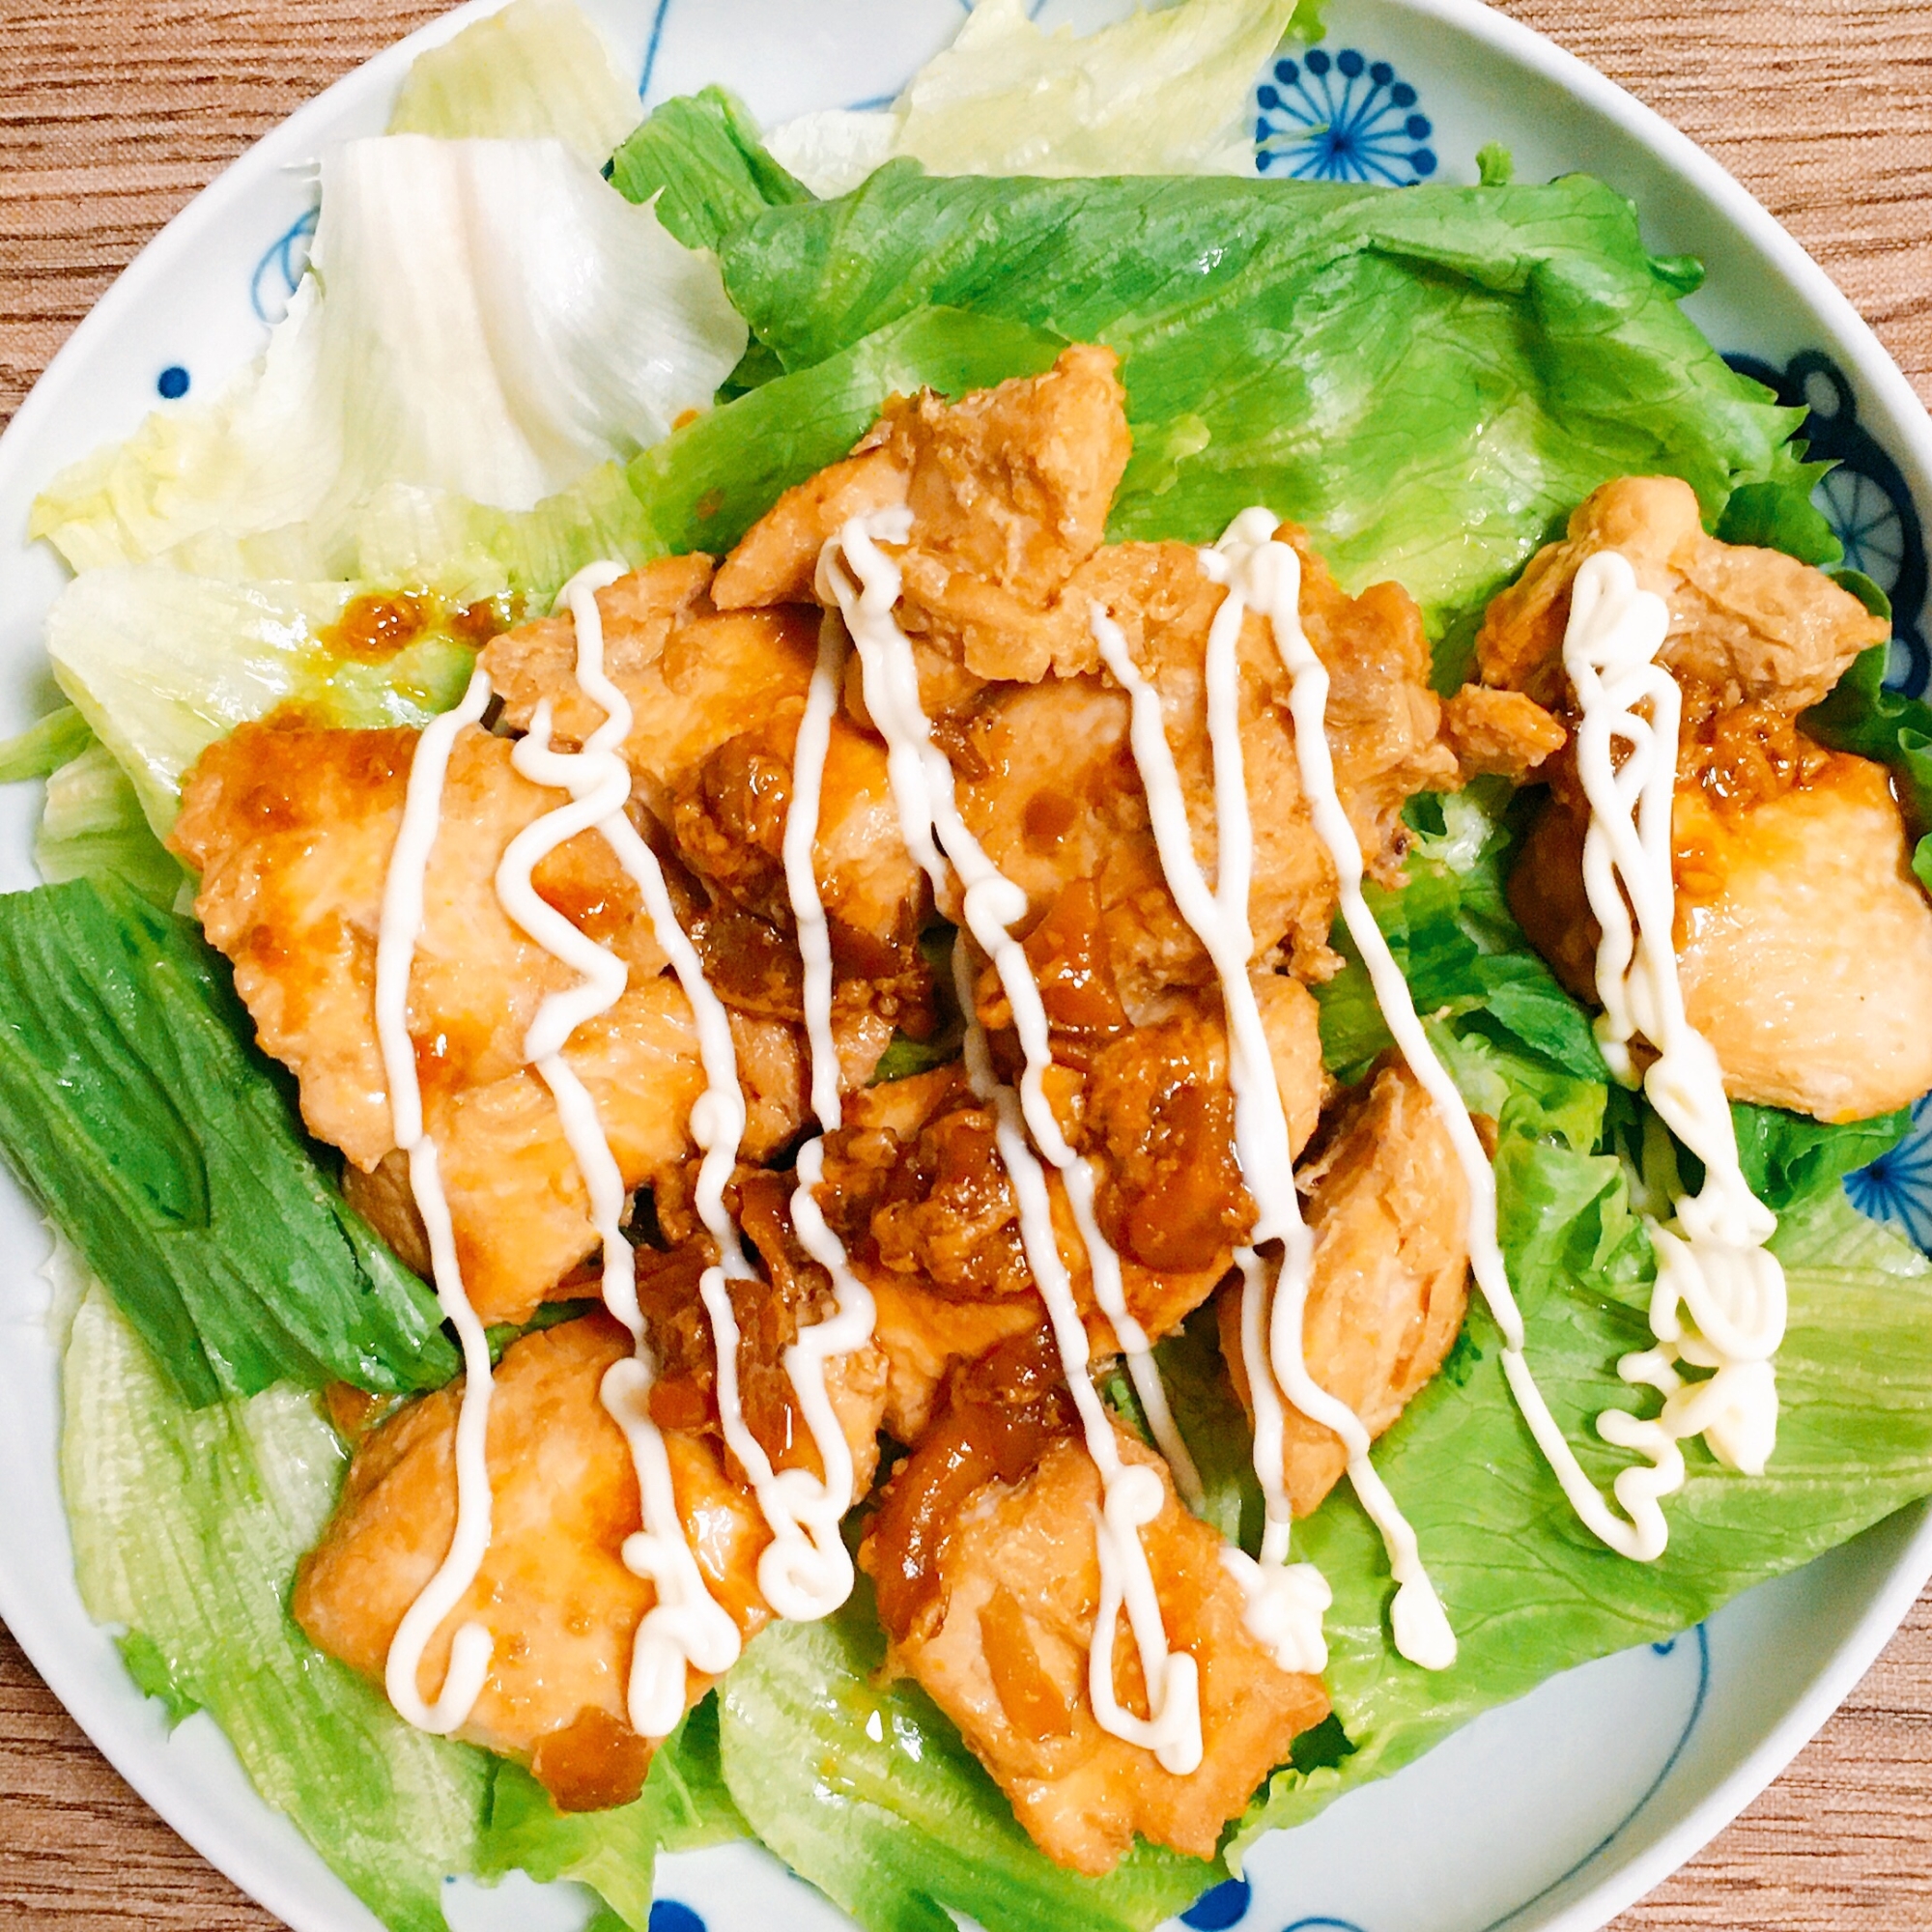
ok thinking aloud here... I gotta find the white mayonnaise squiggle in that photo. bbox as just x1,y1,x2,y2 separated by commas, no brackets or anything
1204,510,1592,1664
377,667,501,1735
1091,595,1339,1677
1095,521,1448,1675
497,562,885,1739
1563,549,1786,1542
489,562,740,1741
821,513,1204,1774
752,600,880,1617
810,527,1203,1506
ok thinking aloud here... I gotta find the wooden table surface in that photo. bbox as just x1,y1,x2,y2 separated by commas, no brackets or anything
3,0,1931,1924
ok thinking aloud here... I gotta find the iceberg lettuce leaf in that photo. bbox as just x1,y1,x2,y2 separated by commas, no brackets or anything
892,0,1297,181
45,567,474,834
35,739,186,907
32,138,744,581
62,1275,488,1930
766,0,1302,197
387,0,641,165
0,704,92,782
344,463,664,609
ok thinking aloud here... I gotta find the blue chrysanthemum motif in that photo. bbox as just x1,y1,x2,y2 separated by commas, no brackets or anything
1256,48,1435,185
1846,1093,1932,1254
1817,464,1909,594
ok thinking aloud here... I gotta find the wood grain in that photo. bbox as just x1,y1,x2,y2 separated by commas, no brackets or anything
1,0,1930,1925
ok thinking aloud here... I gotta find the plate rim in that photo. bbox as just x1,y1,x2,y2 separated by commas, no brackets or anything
0,3,1928,1929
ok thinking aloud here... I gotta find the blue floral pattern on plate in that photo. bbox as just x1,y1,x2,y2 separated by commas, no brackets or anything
1726,347,1930,696
250,204,319,327
649,1902,706,1932
1179,1876,1254,1927
1847,1094,1932,1253
1256,48,1435,184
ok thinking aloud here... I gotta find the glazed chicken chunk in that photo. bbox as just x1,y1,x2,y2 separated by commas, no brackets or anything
812,968,1327,1442
1476,474,1888,712
1220,1061,1471,1516
297,1249,887,1812
482,557,933,1092
713,340,1129,689
479,555,817,793
297,1315,757,1812
859,1332,1330,1875
1514,748,1932,1122
1478,472,1931,1122
170,722,731,1321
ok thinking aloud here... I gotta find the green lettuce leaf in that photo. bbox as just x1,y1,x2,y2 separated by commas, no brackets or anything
1155,1305,1266,1548
1803,643,1932,894
0,878,454,1406
477,1699,746,1928
62,1275,489,1929
1833,568,1892,620
713,169,1804,632
627,306,1065,560
0,703,92,782
1315,786,1608,1087
1715,476,1843,567
1236,1182,1932,1854
386,0,641,165
718,1585,1208,1932
609,87,812,256
1731,1098,1910,1214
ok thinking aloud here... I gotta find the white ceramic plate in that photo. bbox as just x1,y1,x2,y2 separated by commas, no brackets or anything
3,5,1930,1931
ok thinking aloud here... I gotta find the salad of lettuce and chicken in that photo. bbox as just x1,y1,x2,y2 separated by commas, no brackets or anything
7,3,1932,1929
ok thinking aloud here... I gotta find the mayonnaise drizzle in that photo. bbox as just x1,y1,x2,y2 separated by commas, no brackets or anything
1184,509,1506,1669
478,562,742,1739
376,665,500,1734
1562,549,1786,1545
1178,520,1784,1591
820,512,1204,1773
495,560,883,1742
1091,531,1374,1677
1090,591,1338,1677
748,599,880,1621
